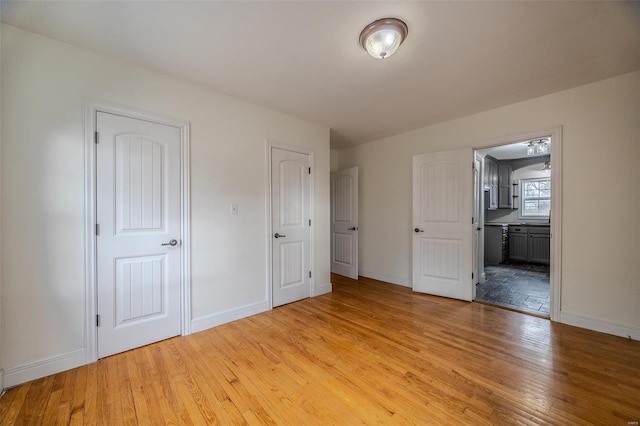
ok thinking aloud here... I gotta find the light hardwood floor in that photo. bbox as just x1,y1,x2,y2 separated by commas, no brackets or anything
2,274,639,425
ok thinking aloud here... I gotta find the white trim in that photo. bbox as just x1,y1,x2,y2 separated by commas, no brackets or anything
0,369,5,397
560,312,640,341
549,127,562,322
265,144,272,308
313,283,333,297
474,153,484,290
180,119,192,336
4,349,86,388
84,99,191,364
473,126,562,322
359,270,411,287
266,141,315,308
190,301,270,334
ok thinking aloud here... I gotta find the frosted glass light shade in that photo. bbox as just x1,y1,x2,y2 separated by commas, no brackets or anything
527,142,535,156
536,141,549,155
359,18,408,59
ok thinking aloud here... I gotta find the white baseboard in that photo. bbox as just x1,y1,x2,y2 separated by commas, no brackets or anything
4,349,86,388
0,369,5,397
358,269,411,287
191,300,270,334
560,312,640,341
313,282,332,296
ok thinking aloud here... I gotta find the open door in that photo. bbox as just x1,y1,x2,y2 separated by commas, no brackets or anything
330,167,359,279
412,149,473,300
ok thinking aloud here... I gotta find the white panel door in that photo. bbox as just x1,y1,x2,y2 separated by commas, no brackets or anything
97,112,182,358
272,148,311,307
331,167,359,279
412,149,473,301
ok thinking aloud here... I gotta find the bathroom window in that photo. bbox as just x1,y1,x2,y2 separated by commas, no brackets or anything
521,178,551,217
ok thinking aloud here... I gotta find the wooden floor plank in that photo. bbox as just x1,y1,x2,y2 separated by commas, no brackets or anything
130,348,167,426
158,339,216,425
0,382,29,424
1,274,639,424
171,338,246,424
16,373,55,424
116,352,139,426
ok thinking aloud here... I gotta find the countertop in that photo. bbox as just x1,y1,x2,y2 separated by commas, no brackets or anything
485,222,550,227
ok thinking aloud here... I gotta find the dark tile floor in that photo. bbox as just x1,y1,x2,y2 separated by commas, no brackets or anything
475,262,550,317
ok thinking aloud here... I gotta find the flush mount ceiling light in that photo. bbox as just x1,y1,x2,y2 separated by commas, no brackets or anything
359,18,408,59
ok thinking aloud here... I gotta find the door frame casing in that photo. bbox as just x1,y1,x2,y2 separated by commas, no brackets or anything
265,141,315,309
84,100,191,363
473,154,484,291
473,125,562,321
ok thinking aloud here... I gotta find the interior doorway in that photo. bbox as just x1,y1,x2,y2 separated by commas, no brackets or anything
473,129,561,319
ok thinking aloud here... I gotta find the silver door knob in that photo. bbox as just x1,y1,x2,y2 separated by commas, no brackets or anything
162,239,178,246
274,233,286,238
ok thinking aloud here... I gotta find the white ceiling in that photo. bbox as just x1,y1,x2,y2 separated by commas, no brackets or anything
477,138,551,161
1,1,638,148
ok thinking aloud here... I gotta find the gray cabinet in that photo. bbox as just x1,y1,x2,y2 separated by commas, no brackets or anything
484,156,498,210
498,164,513,209
528,228,551,264
509,227,528,261
485,158,513,210
508,226,550,264
485,225,508,265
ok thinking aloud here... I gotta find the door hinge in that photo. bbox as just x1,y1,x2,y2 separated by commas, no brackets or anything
96,314,100,327
94,131,99,144
472,217,474,224
308,167,311,174
472,272,474,279
309,271,312,278
95,224,100,236
309,219,311,226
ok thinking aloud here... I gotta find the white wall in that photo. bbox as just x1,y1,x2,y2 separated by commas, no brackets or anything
0,24,330,385
330,149,339,172
338,71,640,339
0,19,3,392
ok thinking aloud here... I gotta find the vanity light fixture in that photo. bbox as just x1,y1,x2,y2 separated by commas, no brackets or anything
359,18,408,59
526,138,550,156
